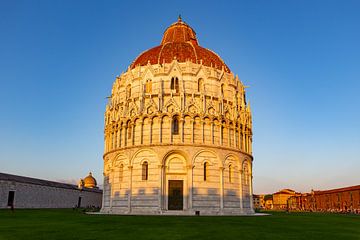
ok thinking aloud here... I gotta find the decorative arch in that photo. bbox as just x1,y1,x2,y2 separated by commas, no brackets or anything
162,149,190,166
224,153,241,169
192,149,222,167
242,158,252,175
130,148,159,166
114,153,130,166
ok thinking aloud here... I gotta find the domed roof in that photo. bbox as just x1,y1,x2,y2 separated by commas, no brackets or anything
131,16,230,73
83,172,97,188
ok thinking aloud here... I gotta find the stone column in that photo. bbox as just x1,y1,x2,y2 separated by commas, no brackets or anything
170,117,173,144
122,124,127,147
102,171,106,210
180,117,184,143
119,127,122,148
187,164,193,210
202,120,205,144
242,128,246,152
227,125,231,147
238,126,241,150
249,174,254,213
149,119,153,144
211,122,214,144
233,124,236,148
140,119,144,145
110,131,113,151
219,167,224,211
159,118,163,143
158,164,163,212
117,128,121,149
191,119,194,144
113,131,116,149
114,130,116,149
220,125,223,146
239,169,243,212
128,166,133,213
249,136,252,154
246,133,249,153
104,133,108,153
110,169,114,209
131,123,135,146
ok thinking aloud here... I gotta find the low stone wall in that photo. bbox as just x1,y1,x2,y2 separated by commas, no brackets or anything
0,179,102,209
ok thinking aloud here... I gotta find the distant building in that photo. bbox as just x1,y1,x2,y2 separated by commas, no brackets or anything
288,185,360,214
263,194,273,209
273,189,299,210
288,193,312,211
313,185,360,212
253,194,265,209
253,194,261,209
0,172,102,209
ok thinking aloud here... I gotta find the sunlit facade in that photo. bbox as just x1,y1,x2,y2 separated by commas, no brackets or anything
101,17,254,215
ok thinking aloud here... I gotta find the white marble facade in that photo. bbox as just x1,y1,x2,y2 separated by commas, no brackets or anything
101,60,254,215
101,19,254,215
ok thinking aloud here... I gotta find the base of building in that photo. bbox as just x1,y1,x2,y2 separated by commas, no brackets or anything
99,207,256,216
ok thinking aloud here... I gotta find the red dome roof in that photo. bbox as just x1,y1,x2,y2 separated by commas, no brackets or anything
130,17,230,73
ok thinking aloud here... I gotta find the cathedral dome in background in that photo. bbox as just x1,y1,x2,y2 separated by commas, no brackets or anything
83,172,97,188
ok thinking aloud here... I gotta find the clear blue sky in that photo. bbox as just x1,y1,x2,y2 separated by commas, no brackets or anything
1,0,359,193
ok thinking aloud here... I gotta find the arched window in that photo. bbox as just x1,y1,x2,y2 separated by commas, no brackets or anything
142,162,148,180
172,116,179,135
229,164,232,183
126,84,131,98
127,122,132,139
146,79,152,93
198,78,204,92
204,162,209,181
114,130,118,149
243,162,249,185
221,125,224,143
171,77,179,93
119,164,123,182
111,132,114,150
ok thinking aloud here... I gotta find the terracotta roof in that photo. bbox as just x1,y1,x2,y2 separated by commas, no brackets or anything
0,172,102,193
274,189,296,195
314,185,360,195
130,17,230,73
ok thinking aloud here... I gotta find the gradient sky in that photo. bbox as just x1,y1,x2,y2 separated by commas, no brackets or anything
1,0,359,194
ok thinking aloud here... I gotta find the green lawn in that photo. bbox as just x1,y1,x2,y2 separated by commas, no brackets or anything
0,209,359,240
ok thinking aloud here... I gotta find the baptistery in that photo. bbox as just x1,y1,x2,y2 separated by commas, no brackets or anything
101,17,254,215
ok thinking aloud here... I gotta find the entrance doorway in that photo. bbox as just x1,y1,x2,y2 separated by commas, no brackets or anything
168,180,183,210
7,191,15,207
78,197,82,208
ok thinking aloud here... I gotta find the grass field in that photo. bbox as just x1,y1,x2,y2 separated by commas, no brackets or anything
0,209,359,240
